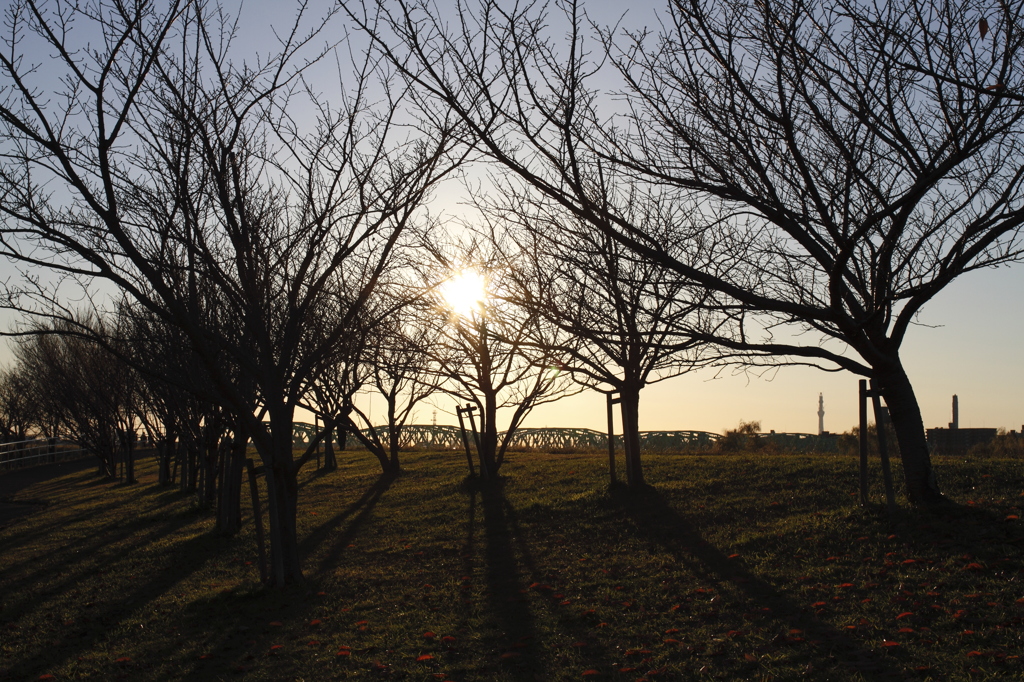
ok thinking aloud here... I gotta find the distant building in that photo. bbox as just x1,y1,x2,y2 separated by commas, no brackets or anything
926,394,996,454
817,393,825,436
927,427,997,454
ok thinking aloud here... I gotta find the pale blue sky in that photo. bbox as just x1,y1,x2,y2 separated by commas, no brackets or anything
3,0,1020,438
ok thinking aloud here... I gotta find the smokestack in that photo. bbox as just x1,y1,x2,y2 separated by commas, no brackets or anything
949,394,959,430
817,393,825,436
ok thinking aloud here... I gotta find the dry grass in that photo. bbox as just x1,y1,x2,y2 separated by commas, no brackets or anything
0,447,1022,680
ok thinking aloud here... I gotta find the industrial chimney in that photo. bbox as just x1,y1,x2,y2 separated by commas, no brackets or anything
949,394,959,430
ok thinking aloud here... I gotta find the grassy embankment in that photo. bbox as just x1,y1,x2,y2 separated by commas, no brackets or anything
0,447,1022,681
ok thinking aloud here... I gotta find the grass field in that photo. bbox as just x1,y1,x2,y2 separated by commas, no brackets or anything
0,447,1022,681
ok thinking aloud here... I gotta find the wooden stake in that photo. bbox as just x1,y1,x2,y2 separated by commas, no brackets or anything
869,380,897,512
607,392,617,485
859,379,869,506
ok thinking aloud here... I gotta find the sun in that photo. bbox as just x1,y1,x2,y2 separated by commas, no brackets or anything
440,269,487,318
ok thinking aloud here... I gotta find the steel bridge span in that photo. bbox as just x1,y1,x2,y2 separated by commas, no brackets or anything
291,423,724,452
291,424,842,453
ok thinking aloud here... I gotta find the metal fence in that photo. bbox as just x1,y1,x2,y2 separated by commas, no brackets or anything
0,438,92,472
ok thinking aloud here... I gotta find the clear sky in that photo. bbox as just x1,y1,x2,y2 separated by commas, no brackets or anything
2,0,1021,439
516,260,1024,436
410,260,1021,437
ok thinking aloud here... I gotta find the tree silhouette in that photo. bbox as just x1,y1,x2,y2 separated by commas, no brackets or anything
349,0,1024,505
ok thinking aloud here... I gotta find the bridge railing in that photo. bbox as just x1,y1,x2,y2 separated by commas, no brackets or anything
290,423,727,452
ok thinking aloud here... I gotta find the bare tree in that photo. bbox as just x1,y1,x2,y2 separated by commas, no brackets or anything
421,235,577,480
493,203,724,488
0,0,457,583
15,318,137,479
352,288,444,473
0,365,37,443
349,0,1024,506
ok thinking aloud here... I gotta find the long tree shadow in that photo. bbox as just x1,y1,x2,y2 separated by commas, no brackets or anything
3,518,232,681
304,472,395,575
612,485,907,679
465,477,542,679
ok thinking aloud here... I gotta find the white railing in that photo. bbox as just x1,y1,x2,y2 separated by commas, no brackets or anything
0,439,92,471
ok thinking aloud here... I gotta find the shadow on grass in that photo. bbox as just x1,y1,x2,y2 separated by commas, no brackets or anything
886,500,1024,555
610,484,908,679
304,472,396,575
0,479,196,581
0,457,96,499
3,516,232,681
462,476,542,679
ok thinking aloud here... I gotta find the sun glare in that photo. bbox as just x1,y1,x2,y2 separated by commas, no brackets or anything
441,269,487,318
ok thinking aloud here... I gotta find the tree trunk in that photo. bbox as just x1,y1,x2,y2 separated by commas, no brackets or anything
387,400,401,472
873,356,943,506
217,432,247,534
322,426,337,472
479,393,499,480
347,417,396,475
159,435,174,485
258,410,303,585
200,440,219,508
619,383,645,489
124,431,135,484
263,462,301,585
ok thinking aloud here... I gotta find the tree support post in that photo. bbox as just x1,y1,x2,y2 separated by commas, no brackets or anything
859,379,898,512
607,392,620,485
314,415,321,471
462,404,486,479
456,406,477,477
859,380,870,506
869,380,897,513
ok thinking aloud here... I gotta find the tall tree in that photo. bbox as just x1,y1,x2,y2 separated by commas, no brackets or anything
349,0,1024,505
